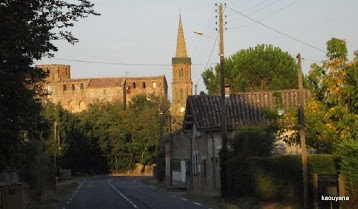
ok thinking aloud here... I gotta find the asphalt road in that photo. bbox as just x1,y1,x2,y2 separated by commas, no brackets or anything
61,176,216,209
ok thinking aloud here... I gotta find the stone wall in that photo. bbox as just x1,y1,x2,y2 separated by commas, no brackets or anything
38,65,167,113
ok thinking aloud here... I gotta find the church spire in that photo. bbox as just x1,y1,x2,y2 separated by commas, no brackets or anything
175,14,188,58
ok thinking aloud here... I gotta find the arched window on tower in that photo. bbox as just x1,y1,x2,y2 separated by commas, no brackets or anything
72,84,75,91
179,69,184,78
179,88,183,101
63,84,67,91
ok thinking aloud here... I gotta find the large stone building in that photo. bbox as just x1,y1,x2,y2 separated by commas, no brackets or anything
38,15,191,114
38,64,167,112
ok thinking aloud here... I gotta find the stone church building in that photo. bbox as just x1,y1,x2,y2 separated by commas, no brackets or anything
38,15,193,114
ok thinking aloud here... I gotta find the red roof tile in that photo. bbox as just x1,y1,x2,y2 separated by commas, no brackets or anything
184,89,311,131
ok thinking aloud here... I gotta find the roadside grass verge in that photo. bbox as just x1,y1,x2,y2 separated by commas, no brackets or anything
26,180,80,209
142,177,302,209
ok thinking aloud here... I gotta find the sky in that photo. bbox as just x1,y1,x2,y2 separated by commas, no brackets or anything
35,0,358,101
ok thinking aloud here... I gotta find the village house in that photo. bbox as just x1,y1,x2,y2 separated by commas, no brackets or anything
164,89,311,193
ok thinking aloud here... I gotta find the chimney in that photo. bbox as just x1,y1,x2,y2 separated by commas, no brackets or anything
225,85,230,98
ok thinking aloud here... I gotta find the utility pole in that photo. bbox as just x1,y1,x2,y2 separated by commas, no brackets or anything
297,53,308,209
218,2,228,198
53,122,57,190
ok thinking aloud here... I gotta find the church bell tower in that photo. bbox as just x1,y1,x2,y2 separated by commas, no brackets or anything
171,15,192,116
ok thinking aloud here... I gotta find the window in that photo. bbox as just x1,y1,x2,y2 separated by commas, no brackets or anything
63,84,67,91
152,82,157,88
179,88,183,101
80,83,84,90
71,84,75,91
132,82,136,89
179,69,184,77
142,82,146,88
192,151,200,175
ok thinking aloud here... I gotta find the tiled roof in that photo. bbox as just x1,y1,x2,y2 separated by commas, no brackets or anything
184,89,311,131
87,78,124,88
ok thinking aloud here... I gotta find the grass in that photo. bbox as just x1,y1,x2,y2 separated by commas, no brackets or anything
26,180,80,209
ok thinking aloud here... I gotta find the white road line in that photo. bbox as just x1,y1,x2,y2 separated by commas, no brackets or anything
171,195,177,198
66,178,86,205
193,202,202,206
108,179,138,209
181,198,188,201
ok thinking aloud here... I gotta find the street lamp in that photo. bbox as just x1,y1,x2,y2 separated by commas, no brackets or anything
53,121,58,190
194,3,228,197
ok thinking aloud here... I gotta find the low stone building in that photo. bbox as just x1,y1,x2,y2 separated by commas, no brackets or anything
37,64,167,112
182,89,311,194
163,129,191,187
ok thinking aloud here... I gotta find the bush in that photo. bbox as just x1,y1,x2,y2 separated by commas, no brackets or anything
308,154,338,174
232,124,277,157
227,154,337,201
336,140,358,206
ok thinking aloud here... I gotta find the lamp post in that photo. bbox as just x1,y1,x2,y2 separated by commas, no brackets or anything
194,3,228,197
53,121,58,190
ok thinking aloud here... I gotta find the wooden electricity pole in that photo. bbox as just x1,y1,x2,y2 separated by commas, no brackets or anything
218,2,228,198
297,53,308,209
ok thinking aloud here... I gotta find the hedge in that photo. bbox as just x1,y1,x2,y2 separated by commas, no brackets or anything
227,154,337,201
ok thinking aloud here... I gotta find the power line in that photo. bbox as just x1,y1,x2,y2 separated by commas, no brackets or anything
195,32,219,88
227,6,327,54
231,0,296,29
227,0,281,22
48,57,215,66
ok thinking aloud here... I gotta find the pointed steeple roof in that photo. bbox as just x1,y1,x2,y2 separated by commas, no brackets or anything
175,14,188,58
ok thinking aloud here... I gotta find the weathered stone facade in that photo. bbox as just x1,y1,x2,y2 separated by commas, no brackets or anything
38,64,167,113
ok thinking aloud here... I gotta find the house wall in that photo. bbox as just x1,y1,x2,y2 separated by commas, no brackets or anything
164,130,191,186
190,129,237,194
191,124,209,192
191,126,229,194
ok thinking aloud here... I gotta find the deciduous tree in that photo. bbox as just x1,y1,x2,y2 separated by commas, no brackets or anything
305,38,358,153
0,0,98,170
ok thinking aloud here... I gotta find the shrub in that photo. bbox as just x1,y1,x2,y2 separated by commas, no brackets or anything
336,140,358,206
227,154,338,201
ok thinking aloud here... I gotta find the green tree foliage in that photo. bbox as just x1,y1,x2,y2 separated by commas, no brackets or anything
41,103,108,174
0,0,98,171
202,44,298,94
336,140,358,204
304,38,358,153
72,94,170,173
80,101,131,172
231,109,282,157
